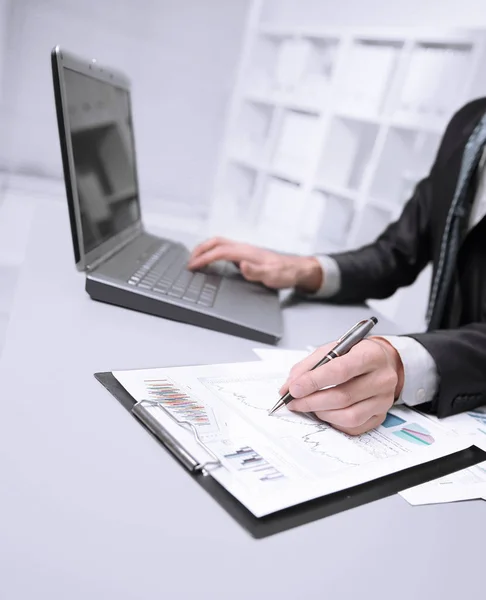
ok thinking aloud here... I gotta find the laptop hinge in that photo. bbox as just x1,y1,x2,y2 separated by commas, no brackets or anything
85,227,143,273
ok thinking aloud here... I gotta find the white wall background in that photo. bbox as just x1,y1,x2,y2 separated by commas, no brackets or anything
261,0,486,28
0,0,249,217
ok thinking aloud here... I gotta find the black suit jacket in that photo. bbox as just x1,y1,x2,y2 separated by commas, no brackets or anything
328,98,486,418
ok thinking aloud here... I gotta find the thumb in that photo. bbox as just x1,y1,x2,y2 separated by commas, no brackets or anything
240,260,265,282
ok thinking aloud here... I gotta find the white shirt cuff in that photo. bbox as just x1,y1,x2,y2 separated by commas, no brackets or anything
381,335,439,407
302,255,341,299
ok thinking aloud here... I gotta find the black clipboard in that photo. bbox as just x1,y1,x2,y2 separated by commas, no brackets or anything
95,371,486,539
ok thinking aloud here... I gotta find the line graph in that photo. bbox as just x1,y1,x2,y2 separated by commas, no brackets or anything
198,373,430,475
300,428,360,468
200,373,318,427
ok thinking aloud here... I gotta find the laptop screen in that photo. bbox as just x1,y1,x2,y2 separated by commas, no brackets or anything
62,67,140,256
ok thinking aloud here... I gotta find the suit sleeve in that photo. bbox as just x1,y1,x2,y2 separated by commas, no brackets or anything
407,324,486,417
326,103,474,304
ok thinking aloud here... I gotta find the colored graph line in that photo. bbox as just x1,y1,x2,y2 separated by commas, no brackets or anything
144,378,212,427
223,446,285,482
393,423,435,446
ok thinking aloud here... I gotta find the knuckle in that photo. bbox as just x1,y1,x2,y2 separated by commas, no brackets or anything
360,349,375,369
360,341,380,367
335,387,353,407
341,406,362,429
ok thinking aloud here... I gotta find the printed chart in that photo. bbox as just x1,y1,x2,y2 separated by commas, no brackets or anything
144,378,218,432
200,375,442,473
393,423,435,446
223,445,285,482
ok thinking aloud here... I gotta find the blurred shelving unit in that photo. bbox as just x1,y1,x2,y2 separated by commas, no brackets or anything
209,3,486,325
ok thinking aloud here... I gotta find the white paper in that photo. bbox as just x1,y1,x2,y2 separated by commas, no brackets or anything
114,361,471,518
252,347,310,367
400,408,486,506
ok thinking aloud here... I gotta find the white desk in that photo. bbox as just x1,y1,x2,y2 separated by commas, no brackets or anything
0,200,484,600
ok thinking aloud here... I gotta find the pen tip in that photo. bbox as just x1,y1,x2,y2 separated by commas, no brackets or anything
370,316,378,324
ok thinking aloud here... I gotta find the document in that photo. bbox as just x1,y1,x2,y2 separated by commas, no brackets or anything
252,347,310,366
114,361,471,518
400,408,486,506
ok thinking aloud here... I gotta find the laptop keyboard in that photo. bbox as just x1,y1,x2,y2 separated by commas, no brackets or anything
127,242,221,307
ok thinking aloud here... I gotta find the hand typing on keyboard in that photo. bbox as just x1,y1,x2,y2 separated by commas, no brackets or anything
127,243,221,307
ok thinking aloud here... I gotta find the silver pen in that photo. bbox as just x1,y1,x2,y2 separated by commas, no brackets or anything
268,316,378,415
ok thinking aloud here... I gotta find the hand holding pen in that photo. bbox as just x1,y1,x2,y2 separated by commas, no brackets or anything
271,317,405,436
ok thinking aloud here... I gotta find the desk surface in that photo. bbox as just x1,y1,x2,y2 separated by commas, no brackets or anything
0,200,484,600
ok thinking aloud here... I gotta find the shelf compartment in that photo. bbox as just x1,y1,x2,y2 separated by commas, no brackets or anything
369,127,441,206
287,36,339,111
247,34,338,111
311,191,355,253
393,42,473,126
230,99,275,163
220,163,258,221
335,40,401,117
271,109,321,181
255,176,304,252
316,115,379,191
245,32,295,97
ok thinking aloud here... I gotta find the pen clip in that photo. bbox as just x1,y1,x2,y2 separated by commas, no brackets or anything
336,319,369,344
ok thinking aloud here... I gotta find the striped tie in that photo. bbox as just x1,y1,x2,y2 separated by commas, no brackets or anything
427,113,486,330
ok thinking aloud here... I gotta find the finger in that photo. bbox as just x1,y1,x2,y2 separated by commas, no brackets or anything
330,412,387,436
288,371,376,412
187,245,255,271
313,397,390,430
289,339,383,398
189,237,227,261
278,344,335,395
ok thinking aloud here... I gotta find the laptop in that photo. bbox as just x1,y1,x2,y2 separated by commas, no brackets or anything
51,47,283,344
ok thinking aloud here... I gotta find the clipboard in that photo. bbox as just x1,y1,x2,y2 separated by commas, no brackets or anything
95,371,486,538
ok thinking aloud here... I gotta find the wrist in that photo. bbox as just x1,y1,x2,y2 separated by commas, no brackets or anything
295,257,323,293
371,336,405,400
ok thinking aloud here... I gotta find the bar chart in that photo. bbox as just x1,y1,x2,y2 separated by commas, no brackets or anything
144,378,216,430
223,446,285,482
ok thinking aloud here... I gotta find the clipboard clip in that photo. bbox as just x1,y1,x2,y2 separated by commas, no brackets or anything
132,399,221,475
